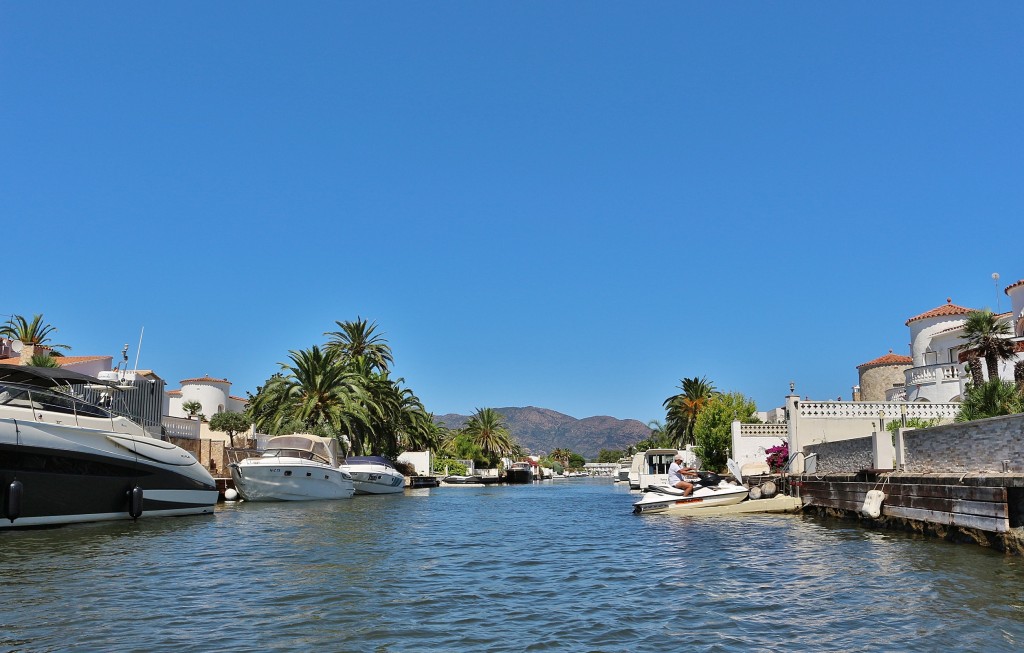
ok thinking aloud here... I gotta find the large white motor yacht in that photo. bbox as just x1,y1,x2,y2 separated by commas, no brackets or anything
229,434,354,501
0,364,218,529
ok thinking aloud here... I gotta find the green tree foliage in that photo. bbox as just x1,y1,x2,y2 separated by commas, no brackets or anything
886,417,941,435
962,310,1015,382
463,408,517,462
29,352,60,367
596,448,623,463
692,392,758,472
567,452,586,468
209,411,251,447
955,380,1024,422
0,313,70,353
247,320,442,460
663,376,719,447
324,317,394,373
182,400,203,419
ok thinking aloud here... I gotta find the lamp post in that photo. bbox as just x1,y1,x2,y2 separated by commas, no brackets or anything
993,272,1001,312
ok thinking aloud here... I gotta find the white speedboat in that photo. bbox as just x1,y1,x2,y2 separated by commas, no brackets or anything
632,471,749,515
340,456,406,494
229,434,354,501
0,364,218,528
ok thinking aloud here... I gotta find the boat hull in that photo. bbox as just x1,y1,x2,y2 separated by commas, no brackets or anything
505,468,533,484
0,424,218,529
347,469,406,495
339,458,406,495
632,485,750,515
229,459,354,501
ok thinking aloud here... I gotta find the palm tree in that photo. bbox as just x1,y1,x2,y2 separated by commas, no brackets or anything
29,352,60,367
463,408,516,461
182,400,203,419
955,379,1024,421
663,376,718,446
961,310,1015,383
249,346,373,441
0,314,70,354
324,317,394,373
550,448,571,469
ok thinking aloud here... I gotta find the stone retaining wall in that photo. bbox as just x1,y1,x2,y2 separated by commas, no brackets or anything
903,413,1024,474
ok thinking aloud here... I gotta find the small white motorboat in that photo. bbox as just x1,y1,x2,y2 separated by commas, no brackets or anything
229,434,354,501
632,471,748,515
340,456,406,494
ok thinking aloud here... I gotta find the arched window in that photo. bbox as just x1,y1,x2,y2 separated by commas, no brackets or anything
218,404,224,413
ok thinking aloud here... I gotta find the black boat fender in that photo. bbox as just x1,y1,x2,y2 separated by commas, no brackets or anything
4,479,23,523
128,486,144,520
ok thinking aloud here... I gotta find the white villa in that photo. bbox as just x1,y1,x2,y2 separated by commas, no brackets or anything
163,375,248,419
732,274,1024,474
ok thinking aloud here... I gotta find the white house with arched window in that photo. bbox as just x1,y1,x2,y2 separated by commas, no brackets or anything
164,375,248,419
894,278,1024,403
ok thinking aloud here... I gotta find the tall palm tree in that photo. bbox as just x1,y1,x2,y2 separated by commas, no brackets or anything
463,408,516,461
0,313,70,353
324,317,394,373
961,310,1015,383
663,376,718,446
550,447,571,469
249,346,373,441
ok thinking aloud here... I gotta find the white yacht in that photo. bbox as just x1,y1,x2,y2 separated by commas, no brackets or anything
636,448,681,491
0,364,218,528
229,434,354,501
339,456,406,494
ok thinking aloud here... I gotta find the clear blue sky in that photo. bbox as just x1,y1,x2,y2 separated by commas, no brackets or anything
3,3,1022,423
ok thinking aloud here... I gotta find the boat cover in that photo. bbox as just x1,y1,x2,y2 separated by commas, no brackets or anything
0,364,114,388
343,455,396,469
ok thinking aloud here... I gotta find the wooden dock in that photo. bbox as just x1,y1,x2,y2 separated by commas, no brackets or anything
768,471,1024,553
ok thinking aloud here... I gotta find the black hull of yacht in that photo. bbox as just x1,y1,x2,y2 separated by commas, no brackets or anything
504,469,533,484
0,443,218,529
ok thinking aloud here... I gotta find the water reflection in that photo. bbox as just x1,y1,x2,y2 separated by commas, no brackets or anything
2,480,1024,652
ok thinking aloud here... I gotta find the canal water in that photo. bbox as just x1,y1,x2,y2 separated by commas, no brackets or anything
3,479,1024,652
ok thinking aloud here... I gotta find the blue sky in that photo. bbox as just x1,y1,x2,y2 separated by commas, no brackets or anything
2,3,1022,423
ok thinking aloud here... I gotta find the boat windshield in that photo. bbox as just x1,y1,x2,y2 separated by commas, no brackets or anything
0,382,111,419
261,448,330,465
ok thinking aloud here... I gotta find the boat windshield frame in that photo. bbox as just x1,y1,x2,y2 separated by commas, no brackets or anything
260,448,332,465
0,381,113,420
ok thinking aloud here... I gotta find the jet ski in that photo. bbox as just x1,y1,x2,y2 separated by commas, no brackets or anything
632,470,749,515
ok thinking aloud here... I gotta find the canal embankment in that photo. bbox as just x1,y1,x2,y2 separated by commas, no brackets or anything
747,412,1024,554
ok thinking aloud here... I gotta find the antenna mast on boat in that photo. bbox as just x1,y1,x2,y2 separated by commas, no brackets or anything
133,327,144,371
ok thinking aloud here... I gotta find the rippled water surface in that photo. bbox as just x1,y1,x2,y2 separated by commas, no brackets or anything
3,479,1024,652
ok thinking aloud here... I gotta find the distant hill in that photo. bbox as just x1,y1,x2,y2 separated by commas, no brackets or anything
434,406,651,460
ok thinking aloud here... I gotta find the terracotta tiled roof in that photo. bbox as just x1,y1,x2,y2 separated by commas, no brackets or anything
857,350,913,369
1006,279,1024,293
180,376,230,385
905,299,975,326
166,390,182,396
0,355,110,366
52,356,112,364
229,395,249,403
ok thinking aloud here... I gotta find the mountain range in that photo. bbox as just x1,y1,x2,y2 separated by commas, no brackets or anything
434,406,652,460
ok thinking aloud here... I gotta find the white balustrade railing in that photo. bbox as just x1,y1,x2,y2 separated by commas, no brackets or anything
905,363,961,386
162,416,201,440
797,401,959,421
738,422,789,438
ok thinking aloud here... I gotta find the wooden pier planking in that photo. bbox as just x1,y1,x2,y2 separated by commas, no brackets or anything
797,477,1011,532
